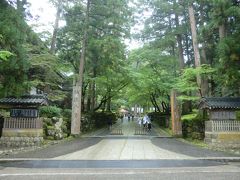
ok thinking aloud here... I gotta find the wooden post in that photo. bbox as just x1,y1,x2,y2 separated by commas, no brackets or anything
171,90,182,136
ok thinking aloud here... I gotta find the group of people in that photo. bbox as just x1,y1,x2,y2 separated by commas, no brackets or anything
127,114,134,121
118,113,152,132
138,114,151,132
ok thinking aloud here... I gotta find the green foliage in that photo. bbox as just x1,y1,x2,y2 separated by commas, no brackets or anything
89,112,117,128
214,37,240,95
236,111,240,121
0,50,14,61
39,106,62,117
62,109,72,135
57,0,132,111
62,109,72,120
0,1,29,96
124,45,176,108
181,112,197,121
181,111,207,140
176,65,216,101
148,112,169,127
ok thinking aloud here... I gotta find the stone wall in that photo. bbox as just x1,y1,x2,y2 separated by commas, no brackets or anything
205,132,240,148
205,120,240,148
0,128,43,147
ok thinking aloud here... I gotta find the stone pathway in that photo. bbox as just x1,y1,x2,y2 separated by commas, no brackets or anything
54,118,189,160
54,138,191,160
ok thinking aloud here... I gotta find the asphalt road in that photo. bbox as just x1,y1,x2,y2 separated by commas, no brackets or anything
0,136,240,180
0,165,240,180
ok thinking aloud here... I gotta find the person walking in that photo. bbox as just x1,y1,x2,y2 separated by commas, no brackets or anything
107,118,112,130
143,114,148,129
147,118,152,132
127,114,131,122
138,117,142,127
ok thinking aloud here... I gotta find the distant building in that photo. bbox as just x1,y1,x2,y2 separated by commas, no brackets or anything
0,94,48,147
199,97,240,149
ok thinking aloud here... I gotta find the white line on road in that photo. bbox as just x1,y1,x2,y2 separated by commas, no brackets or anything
1,167,240,177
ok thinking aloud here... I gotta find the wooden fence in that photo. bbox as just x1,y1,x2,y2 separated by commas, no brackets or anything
3,117,43,129
135,126,147,135
206,120,240,132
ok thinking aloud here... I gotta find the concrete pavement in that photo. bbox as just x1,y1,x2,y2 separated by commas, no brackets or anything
53,117,237,160
1,117,238,160
54,138,191,160
0,165,240,180
54,118,182,160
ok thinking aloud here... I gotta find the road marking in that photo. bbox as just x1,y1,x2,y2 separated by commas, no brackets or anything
1,168,240,177
0,157,240,161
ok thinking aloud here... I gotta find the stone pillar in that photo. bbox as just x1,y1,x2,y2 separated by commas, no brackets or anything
71,85,81,135
171,89,182,136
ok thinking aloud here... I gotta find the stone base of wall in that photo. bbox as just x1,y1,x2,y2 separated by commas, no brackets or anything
0,136,43,147
0,128,43,147
2,128,43,137
205,132,240,149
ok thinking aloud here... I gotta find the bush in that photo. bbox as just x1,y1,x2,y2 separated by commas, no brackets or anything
148,112,170,127
181,111,206,140
62,109,71,135
62,109,72,119
236,111,240,121
40,106,62,117
90,112,117,128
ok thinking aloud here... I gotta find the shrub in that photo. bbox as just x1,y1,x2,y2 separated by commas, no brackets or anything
181,111,206,140
40,106,62,117
88,111,117,129
62,109,71,119
148,112,170,127
236,111,240,121
62,109,71,135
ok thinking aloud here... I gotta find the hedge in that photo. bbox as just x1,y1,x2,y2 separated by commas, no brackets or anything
148,112,170,127
181,111,206,140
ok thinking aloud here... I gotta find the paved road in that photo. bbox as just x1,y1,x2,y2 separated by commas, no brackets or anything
0,165,240,180
0,117,240,179
1,118,237,160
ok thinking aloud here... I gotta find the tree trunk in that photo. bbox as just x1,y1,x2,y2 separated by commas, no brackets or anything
71,0,90,135
86,82,91,111
90,67,97,112
171,90,182,136
200,47,209,96
174,4,184,70
150,94,161,112
188,4,202,95
219,24,226,40
50,1,62,54
106,88,111,112
176,34,184,69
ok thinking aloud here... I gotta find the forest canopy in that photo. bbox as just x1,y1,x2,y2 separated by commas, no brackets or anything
0,0,239,115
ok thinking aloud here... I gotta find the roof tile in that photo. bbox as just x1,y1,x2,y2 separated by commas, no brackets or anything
199,97,240,110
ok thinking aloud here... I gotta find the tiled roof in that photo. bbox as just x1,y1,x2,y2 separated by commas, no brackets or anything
199,97,240,110
0,94,48,106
